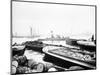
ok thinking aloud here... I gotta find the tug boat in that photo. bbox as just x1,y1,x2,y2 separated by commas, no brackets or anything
77,41,96,52
66,35,96,52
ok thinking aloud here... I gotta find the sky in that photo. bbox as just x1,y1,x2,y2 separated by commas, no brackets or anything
12,1,95,37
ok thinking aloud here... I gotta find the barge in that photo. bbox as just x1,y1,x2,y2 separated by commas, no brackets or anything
43,46,96,70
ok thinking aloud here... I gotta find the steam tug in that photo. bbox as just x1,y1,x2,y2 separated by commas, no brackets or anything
66,35,96,52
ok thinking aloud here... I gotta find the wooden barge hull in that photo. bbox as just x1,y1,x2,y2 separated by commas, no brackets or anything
44,52,95,69
43,47,96,69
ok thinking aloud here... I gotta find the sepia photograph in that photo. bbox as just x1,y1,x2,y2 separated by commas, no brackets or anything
11,0,96,74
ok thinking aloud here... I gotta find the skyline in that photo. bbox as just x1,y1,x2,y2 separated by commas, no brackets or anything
12,1,95,38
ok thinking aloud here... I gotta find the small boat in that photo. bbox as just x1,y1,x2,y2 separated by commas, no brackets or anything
23,41,44,53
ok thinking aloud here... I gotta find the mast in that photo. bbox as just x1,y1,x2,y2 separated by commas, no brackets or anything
30,27,33,37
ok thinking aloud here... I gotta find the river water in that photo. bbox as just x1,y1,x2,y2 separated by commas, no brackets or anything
12,37,66,45
12,37,79,49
